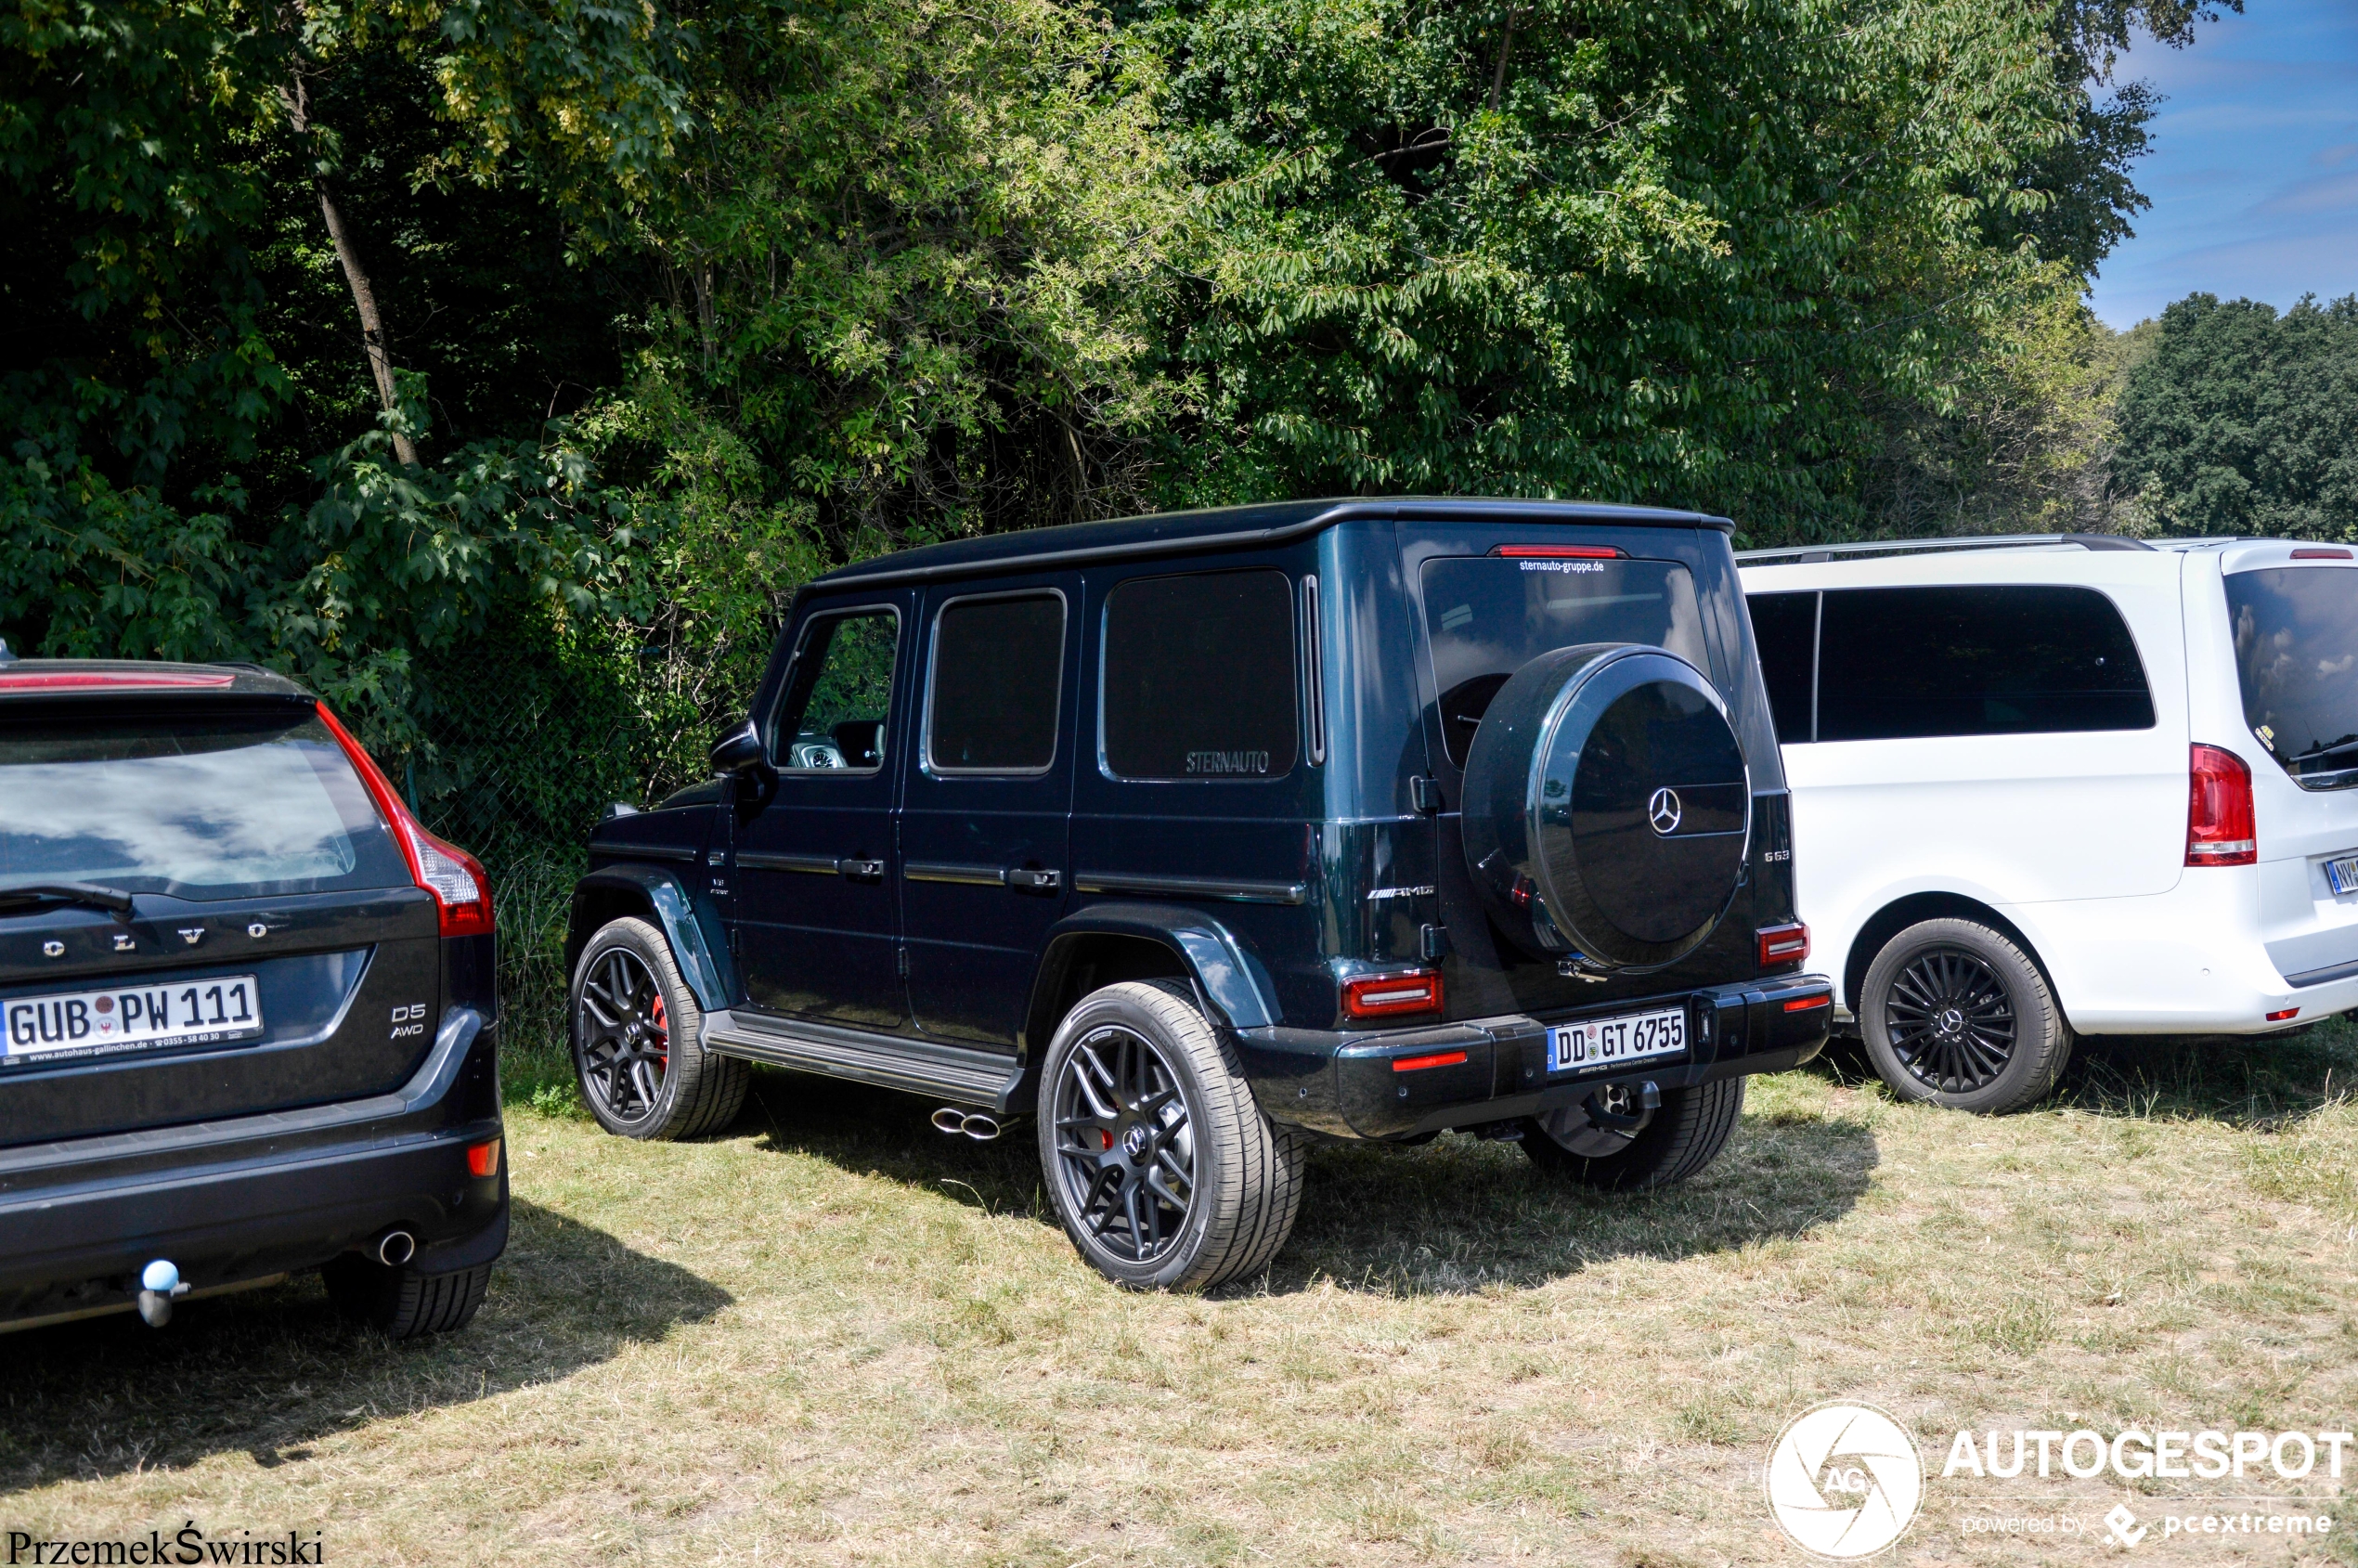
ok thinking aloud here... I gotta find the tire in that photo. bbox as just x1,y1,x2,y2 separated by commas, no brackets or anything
1521,1076,1745,1190
1037,979,1305,1291
572,916,749,1140
322,1256,491,1340
1858,917,2072,1114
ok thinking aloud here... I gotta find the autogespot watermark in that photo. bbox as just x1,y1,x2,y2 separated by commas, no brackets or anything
1766,1404,2348,1555
5,1522,323,1565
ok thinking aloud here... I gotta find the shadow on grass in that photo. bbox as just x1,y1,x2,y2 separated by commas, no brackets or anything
1808,1017,2358,1127
732,1066,1878,1297
0,1199,730,1495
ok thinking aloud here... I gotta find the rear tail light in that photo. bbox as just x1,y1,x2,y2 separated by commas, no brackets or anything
2266,1007,2300,1022
2186,744,2257,867
316,703,495,936
467,1137,503,1176
1341,969,1445,1019
1784,992,1831,1013
1390,1048,1469,1073
1756,922,1810,965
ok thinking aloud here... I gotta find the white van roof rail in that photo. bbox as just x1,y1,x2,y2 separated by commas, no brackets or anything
1736,532,2155,564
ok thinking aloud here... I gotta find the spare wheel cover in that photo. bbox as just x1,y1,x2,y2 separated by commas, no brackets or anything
1460,642,1751,968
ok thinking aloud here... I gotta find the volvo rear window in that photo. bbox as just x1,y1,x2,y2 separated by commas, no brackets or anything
0,709,408,898
1422,556,1707,767
2225,567,2358,788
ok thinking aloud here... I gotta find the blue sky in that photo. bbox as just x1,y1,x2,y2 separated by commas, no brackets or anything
2086,0,2358,329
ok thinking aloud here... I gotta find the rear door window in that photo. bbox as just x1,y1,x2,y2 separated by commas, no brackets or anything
0,708,407,898
1102,570,1297,780
2224,567,2358,787
1816,585,2154,742
1421,555,1707,767
926,591,1066,773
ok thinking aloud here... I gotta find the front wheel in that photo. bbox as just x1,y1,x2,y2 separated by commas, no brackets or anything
1037,980,1304,1291
571,916,749,1140
1859,917,2071,1114
1521,1076,1744,1190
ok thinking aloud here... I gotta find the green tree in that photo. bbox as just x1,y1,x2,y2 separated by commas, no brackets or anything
2115,292,2358,538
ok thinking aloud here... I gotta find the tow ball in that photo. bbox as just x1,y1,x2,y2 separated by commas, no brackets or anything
136,1259,192,1328
1584,1080,1662,1135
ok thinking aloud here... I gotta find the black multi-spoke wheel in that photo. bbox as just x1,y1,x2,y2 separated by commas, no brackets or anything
577,945,671,1124
1860,917,2072,1114
570,917,748,1140
1037,980,1305,1291
1052,1025,1198,1266
1883,948,2016,1093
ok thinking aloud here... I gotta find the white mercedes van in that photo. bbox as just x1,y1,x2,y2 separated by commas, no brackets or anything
1738,535,2358,1112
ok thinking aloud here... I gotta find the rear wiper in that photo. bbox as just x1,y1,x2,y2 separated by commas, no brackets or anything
0,882,138,919
2288,737,2358,765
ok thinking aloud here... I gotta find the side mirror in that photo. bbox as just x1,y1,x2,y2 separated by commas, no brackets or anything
709,720,771,778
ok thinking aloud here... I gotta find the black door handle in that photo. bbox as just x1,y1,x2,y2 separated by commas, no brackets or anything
836,858,885,880
1004,867,1061,892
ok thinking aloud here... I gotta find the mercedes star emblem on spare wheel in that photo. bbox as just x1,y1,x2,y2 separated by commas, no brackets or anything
1648,786,1683,836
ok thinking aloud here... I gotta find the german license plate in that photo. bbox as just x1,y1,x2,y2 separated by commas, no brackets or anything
4,974,263,1063
1549,1006,1687,1073
2326,856,2358,896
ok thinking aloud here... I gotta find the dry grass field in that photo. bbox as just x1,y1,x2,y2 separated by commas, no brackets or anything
5,1026,2355,1566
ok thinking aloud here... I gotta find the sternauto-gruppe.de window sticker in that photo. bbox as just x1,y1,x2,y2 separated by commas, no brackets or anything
1763,1399,2349,1557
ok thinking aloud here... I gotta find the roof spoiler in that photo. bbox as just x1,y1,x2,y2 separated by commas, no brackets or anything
1736,532,2154,564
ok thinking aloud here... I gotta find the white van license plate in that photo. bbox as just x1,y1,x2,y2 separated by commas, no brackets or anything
1549,1007,1687,1073
2326,856,2358,896
4,975,263,1061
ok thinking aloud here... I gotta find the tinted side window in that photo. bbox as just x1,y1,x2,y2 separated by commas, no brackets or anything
1817,585,2154,742
771,608,900,770
1746,590,1819,744
1103,570,1298,779
927,592,1066,772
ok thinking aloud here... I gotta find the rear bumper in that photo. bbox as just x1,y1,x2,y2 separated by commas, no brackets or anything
0,1006,506,1328
1235,974,1833,1140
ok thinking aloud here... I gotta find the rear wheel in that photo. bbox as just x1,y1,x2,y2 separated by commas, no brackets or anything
1859,917,2071,1113
572,916,749,1139
322,1256,490,1340
1521,1076,1745,1189
1038,980,1304,1291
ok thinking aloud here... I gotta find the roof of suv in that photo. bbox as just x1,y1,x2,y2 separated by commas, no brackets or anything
0,659,312,702
814,496,1731,588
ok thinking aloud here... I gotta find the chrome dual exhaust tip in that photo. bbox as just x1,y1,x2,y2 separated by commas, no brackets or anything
930,1107,1004,1141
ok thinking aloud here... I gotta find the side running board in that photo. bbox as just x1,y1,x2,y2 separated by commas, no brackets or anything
701,1008,1026,1113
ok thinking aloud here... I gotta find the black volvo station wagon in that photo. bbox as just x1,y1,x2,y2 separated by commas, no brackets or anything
0,660,507,1337
569,499,1833,1289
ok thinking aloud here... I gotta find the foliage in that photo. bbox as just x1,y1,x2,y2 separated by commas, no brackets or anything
2114,292,2358,539
1147,0,2098,535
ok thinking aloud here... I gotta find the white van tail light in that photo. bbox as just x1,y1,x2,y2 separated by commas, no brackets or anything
316,704,496,937
2186,744,2257,867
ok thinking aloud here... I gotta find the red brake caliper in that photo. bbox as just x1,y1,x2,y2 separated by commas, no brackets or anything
650,993,668,1070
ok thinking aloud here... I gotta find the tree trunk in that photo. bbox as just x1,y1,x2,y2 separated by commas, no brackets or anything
279,66,421,468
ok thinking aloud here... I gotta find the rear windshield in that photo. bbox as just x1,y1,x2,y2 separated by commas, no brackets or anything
0,709,410,898
1421,556,1707,767
2225,567,2358,788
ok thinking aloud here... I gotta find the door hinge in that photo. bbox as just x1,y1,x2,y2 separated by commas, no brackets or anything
728,926,741,956
1411,776,1443,813
1419,923,1449,961
896,948,909,978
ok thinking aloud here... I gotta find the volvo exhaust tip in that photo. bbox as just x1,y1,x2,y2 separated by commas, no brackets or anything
375,1229,417,1267
930,1108,1008,1141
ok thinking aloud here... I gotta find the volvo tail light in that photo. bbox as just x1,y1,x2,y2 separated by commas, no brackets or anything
2186,744,2257,867
1756,922,1810,965
1341,969,1445,1020
317,703,495,936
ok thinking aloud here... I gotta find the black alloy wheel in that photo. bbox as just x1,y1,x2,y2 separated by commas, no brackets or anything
577,945,671,1125
1883,947,2017,1094
1050,1022,1197,1266
1859,916,2072,1115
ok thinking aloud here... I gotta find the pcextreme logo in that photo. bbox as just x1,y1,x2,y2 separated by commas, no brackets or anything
1765,1402,1925,1559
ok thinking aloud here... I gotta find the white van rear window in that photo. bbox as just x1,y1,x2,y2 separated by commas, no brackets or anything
2225,568,2358,788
